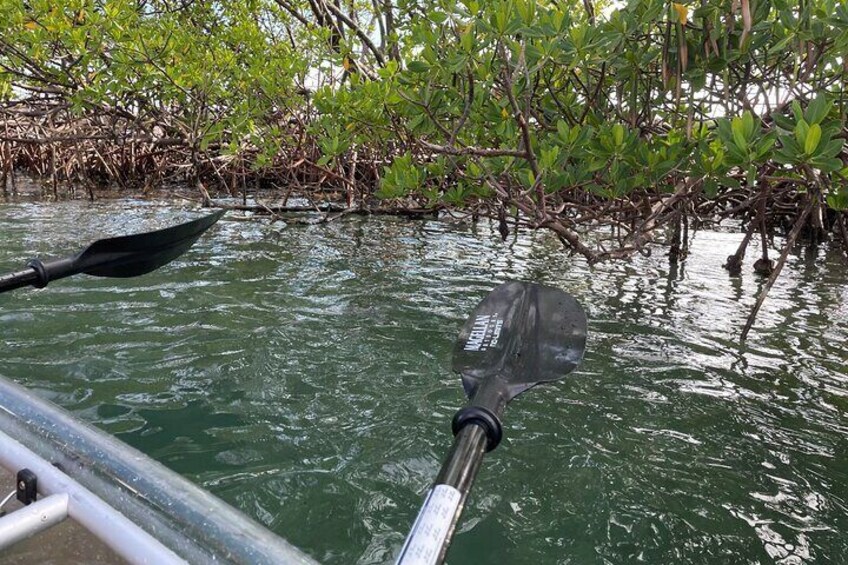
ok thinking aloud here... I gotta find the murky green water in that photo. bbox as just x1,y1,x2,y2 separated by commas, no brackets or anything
1,200,846,564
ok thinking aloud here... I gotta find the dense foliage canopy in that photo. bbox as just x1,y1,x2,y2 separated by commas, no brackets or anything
1,0,846,267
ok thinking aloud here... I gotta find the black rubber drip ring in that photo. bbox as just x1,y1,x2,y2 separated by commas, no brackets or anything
26,259,49,289
451,406,503,452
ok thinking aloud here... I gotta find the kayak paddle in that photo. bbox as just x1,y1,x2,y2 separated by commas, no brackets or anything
0,210,224,294
396,281,587,565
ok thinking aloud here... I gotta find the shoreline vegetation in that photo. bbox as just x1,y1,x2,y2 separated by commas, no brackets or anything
1,0,846,338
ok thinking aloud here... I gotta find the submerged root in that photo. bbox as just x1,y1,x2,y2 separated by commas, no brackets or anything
753,215,774,276
723,219,757,276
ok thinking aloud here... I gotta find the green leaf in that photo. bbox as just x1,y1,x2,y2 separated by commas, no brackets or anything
811,157,844,173
818,138,844,159
407,61,430,73
711,150,724,170
516,0,536,25
722,177,742,189
805,93,832,125
756,137,776,159
791,100,804,122
539,145,560,170
773,149,795,165
795,119,810,148
556,119,570,141
460,28,474,53
587,159,607,172
731,117,748,151
716,119,732,142
805,123,822,155
825,186,848,211
741,111,755,138
430,11,447,24
771,112,795,131
612,123,625,147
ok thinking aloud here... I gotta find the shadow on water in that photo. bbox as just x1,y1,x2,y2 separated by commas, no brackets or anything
1,201,846,564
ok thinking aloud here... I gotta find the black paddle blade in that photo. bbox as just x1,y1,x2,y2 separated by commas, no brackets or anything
452,281,587,402
75,210,225,278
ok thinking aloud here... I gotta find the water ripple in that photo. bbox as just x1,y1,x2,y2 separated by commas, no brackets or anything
1,202,846,563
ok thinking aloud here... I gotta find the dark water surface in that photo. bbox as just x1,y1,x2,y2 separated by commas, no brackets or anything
1,200,846,564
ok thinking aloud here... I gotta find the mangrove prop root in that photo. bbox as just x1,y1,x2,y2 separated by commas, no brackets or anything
723,219,757,276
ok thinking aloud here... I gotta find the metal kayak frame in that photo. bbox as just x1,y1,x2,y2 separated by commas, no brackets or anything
0,375,318,564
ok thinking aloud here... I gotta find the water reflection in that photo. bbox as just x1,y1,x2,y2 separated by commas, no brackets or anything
0,201,846,564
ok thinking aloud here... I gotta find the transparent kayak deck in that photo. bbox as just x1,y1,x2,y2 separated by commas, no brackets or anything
0,375,317,564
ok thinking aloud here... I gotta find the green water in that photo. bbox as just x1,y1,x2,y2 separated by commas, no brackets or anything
1,200,846,564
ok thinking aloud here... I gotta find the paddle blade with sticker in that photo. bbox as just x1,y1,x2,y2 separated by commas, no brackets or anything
452,281,587,401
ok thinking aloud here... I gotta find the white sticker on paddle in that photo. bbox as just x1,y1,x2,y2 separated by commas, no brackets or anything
395,484,462,565
463,313,504,352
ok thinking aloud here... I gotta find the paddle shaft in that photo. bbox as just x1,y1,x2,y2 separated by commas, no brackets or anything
397,381,509,565
396,425,487,565
0,267,39,293
0,256,80,293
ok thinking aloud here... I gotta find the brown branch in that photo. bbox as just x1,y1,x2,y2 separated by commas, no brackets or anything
449,70,474,146
320,0,386,66
740,194,815,341
499,44,541,207
418,140,528,159
583,0,596,25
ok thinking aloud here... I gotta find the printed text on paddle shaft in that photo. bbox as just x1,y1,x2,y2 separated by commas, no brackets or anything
463,314,504,352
